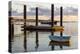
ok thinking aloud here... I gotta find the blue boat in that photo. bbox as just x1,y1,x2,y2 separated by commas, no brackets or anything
49,35,71,42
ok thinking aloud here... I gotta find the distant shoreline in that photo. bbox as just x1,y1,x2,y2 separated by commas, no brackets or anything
10,15,78,22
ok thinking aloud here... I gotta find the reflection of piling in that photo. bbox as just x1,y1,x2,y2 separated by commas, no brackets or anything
11,20,14,41
60,7,63,49
51,4,54,50
23,5,27,52
35,7,39,49
8,1,12,53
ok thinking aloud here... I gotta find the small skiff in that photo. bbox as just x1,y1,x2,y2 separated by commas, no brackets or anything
49,35,71,42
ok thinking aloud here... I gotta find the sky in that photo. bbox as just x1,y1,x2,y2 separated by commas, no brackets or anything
10,1,78,16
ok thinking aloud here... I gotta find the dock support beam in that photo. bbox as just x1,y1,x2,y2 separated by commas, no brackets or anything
35,7,39,49
51,4,54,50
23,5,27,52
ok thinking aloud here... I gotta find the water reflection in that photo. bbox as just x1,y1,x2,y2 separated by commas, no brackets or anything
35,31,39,51
24,36,27,52
11,22,78,52
35,40,39,51
49,40,70,50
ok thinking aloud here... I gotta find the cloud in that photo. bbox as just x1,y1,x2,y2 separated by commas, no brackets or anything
63,7,78,15
11,7,78,16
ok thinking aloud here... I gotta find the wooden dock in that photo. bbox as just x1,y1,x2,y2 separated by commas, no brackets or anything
21,26,64,32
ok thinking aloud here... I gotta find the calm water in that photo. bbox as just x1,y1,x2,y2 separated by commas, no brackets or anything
12,22,78,53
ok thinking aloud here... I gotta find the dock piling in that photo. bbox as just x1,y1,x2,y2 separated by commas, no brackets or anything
60,6,63,49
51,4,54,50
51,4,54,35
35,7,39,49
23,5,27,52
8,1,12,53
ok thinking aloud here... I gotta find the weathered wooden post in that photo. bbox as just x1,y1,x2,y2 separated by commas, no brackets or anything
23,5,27,52
51,4,54,35
8,1,12,53
60,6,63,37
51,4,54,50
60,6,63,49
35,7,39,49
